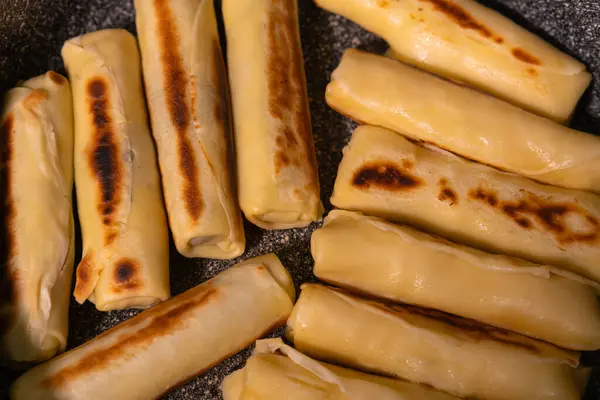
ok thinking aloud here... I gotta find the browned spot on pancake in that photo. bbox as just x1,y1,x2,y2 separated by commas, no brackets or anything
352,162,423,191
469,187,598,245
374,301,542,354
112,258,141,292
419,0,503,42
0,115,16,333
438,178,458,205
512,47,542,65
48,71,67,85
267,0,319,191
86,78,124,245
376,0,390,7
469,187,498,207
527,67,538,77
402,159,413,169
73,252,95,301
42,286,219,389
23,89,48,110
154,0,202,221
115,259,136,283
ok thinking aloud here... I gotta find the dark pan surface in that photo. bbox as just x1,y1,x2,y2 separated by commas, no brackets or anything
1,0,599,399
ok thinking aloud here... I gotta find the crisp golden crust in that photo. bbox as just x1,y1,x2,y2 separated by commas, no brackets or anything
153,0,203,222
86,78,124,246
266,0,319,193
73,252,95,302
42,285,220,389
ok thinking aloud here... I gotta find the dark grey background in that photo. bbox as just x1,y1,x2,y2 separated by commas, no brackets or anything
1,0,599,399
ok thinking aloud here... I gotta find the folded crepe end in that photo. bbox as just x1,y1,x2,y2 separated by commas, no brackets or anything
73,253,100,304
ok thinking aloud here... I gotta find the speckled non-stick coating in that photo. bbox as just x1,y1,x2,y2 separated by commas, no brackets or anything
1,0,599,399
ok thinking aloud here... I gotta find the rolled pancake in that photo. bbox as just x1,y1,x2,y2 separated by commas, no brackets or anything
10,254,295,400
223,0,323,229
315,0,591,122
0,72,74,364
326,49,600,193
286,284,583,400
61,29,170,311
135,0,245,258
312,210,600,350
222,338,458,400
331,125,600,283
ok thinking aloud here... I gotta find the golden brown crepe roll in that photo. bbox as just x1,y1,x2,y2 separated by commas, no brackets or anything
61,29,170,311
286,284,584,400
223,0,323,229
10,254,295,400
315,0,591,122
331,125,600,283
0,72,74,364
327,49,600,193
135,0,245,258
223,338,459,400
312,210,600,350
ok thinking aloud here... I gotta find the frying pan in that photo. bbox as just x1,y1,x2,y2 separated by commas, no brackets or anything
0,0,599,398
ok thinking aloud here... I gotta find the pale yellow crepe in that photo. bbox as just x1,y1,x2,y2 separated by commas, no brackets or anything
10,254,295,400
312,210,600,350
286,284,584,400
331,125,600,283
327,49,600,193
135,0,245,258
0,72,74,364
223,0,323,229
61,29,170,311
223,338,459,400
315,0,591,122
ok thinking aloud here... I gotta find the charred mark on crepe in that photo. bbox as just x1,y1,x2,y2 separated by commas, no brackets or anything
0,115,17,332
437,178,458,205
154,0,202,222
352,161,423,191
469,187,598,245
153,314,289,399
112,258,141,292
469,187,498,206
74,252,94,301
41,286,219,389
512,47,542,65
267,0,319,191
87,78,123,245
374,301,542,354
419,0,503,43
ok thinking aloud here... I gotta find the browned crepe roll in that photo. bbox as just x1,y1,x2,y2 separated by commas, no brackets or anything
223,0,323,229
61,29,170,311
331,125,600,283
1,72,74,364
326,49,600,193
286,284,584,400
10,254,295,400
312,210,600,350
135,0,245,258
315,0,591,122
